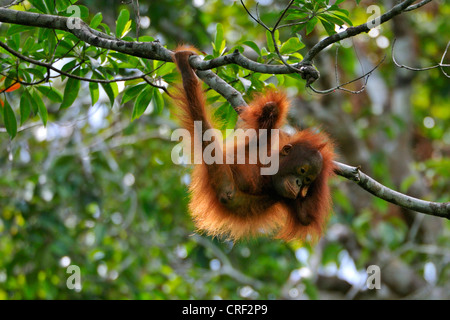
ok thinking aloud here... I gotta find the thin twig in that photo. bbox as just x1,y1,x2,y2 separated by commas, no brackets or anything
133,0,141,41
405,0,433,12
1,0,25,8
239,0,270,31
302,0,417,64
308,55,386,94
392,38,450,78
0,40,158,84
273,0,295,30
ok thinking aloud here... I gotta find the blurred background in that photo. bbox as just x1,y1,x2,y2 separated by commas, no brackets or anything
0,0,449,299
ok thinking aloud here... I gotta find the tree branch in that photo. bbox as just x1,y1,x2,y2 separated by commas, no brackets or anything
0,40,158,84
0,0,426,86
392,38,450,78
405,0,433,12
186,57,450,219
188,54,450,218
334,162,450,219
0,8,173,61
302,0,417,64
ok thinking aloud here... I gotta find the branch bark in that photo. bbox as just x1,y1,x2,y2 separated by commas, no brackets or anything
0,8,172,61
302,0,417,63
334,162,449,219
0,0,423,84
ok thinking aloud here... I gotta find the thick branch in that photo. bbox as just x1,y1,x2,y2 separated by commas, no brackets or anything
302,0,417,64
0,40,155,83
200,61,450,218
0,8,173,61
0,1,425,86
0,7,293,75
195,60,450,218
334,162,450,218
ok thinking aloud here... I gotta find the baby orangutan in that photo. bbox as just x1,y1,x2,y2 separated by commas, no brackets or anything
172,47,335,242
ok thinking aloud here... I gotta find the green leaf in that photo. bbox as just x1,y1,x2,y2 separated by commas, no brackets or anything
32,90,48,126
77,5,90,20
266,30,275,52
109,52,142,68
331,7,350,16
213,23,226,57
214,103,237,130
92,70,118,107
274,29,280,46
61,60,78,76
2,98,17,139
152,90,164,114
22,37,36,53
99,23,111,35
132,87,154,120
3,72,18,90
36,86,63,103
162,72,179,84
214,102,232,123
332,11,353,26
122,83,147,104
285,13,309,21
20,90,32,125
122,20,132,38
319,18,337,36
242,41,261,56
90,12,103,29
116,9,130,38
303,1,314,11
60,70,81,109
27,68,45,80
100,81,117,107
275,74,285,86
319,13,344,26
43,0,55,12
47,32,57,57
6,33,20,51
280,37,305,55
152,60,175,76
400,175,418,193
139,36,155,42
6,25,35,37
55,0,73,11
28,0,48,13
306,16,318,35
89,81,99,105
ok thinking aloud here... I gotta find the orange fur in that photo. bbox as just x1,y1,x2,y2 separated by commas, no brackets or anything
172,47,336,242
277,130,336,241
189,163,286,240
171,48,212,136
239,90,289,130
188,129,335,242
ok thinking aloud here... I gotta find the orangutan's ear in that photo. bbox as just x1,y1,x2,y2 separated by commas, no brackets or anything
281,144,293,156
